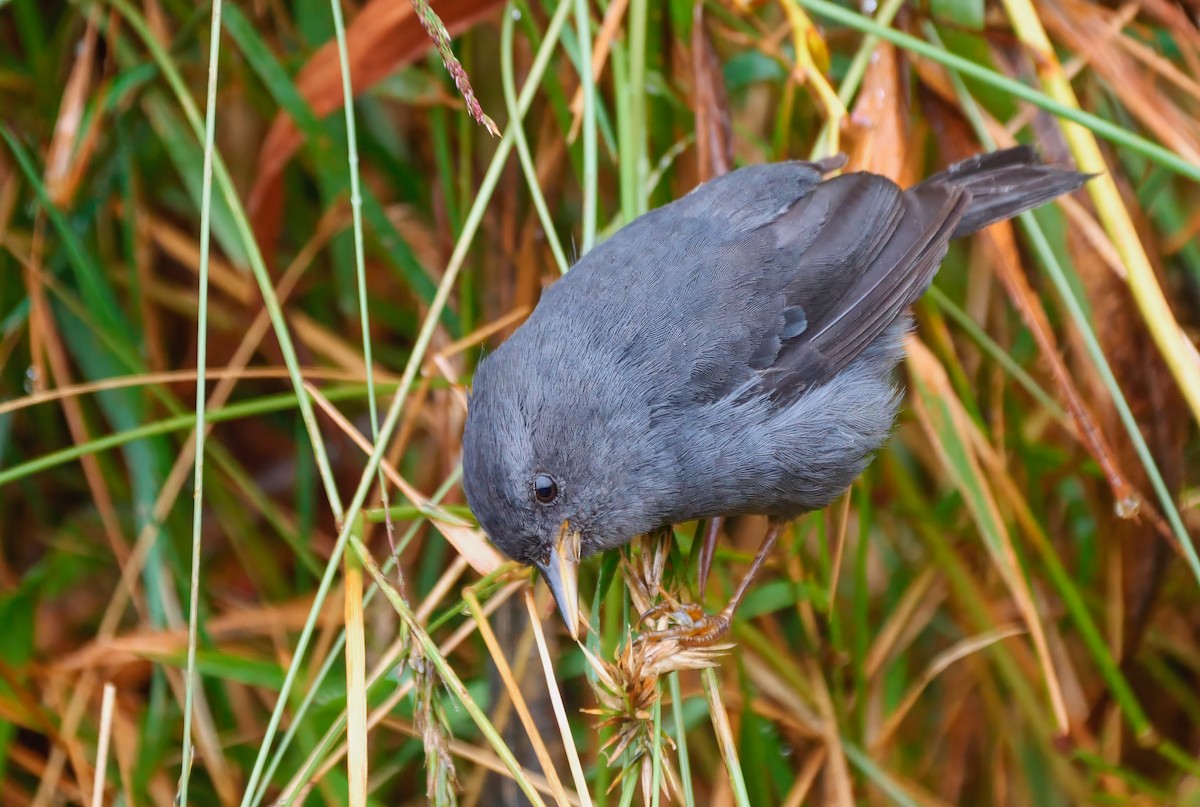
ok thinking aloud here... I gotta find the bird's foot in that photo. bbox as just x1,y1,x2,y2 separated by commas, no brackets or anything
636,602,732,648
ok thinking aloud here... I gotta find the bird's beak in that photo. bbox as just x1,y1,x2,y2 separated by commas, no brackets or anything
536,522,581,640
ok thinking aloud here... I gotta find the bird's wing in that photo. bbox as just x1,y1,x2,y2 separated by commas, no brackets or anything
642,163,969,407
530,160,844,409
757,174,968,401
524,161,969,412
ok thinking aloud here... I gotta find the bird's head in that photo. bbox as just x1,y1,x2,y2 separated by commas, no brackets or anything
461,344,591,639
462,331,679,639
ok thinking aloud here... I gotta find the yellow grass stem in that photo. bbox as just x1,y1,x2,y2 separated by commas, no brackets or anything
1001,0,1200,427
343,544,368,807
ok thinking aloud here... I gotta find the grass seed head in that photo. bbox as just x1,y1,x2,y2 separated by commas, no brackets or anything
580,533,730,799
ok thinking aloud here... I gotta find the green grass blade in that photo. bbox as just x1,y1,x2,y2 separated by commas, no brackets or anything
179,0,224,803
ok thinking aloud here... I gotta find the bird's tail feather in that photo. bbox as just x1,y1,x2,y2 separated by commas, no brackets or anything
918,146,1092,239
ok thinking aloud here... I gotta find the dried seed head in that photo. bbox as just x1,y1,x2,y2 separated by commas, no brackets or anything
581,533,730,799
409,643,459,804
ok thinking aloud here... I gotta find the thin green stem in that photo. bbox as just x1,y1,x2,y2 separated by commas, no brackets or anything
668,673,694,806
350,536,548,806
807,0,906,161
108,0,345,523
179,0,223,802
923,22,1200,590
574,0,598,254
702,669,750,807
502,2,569,273
841,741,920,807
239,2,576,800
798,0,1200,182
328,0,381,455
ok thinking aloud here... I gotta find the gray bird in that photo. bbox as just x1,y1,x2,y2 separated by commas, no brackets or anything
462,146,1089,641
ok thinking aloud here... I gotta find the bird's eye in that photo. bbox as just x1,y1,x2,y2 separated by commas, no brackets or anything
533,473,558,504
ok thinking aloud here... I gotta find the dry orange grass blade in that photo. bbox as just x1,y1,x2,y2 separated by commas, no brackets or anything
44,6,103,208
291,312,383,377
739,653,823,737
825,493,853,616
109,696,149,805
135,210,255,303
871,625,1027,752
1042,0,1200,166
779,746,827,807
28,681,92,806
862,568,944,682
0,174,20,374
430,306,532,365
845,41,910,182
524,590,594,807
303,381,504,574
344,554,369,807
463,587,574,804
802,657,854,806
1055,194,1127,279
247,0,506,252
0,366,387,418
1000,0,1200,430
7,745,85,804
906,336,1071,739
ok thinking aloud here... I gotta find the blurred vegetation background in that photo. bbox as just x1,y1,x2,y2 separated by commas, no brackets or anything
2,0,1200,804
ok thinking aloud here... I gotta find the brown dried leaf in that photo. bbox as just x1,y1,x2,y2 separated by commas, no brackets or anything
978,210,1140,511
248,0,505,256
846,42,909,183
1066,175,1189,739
1137,0,1200,78
692,2,733,182
1043,0,1200,165
922,102,1142,516
45,9,101,206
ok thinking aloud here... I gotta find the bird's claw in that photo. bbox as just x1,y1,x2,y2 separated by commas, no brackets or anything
637,601,704,629
636,603,732,648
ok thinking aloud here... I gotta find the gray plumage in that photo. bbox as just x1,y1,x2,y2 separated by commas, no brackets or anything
462,146,1089,567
